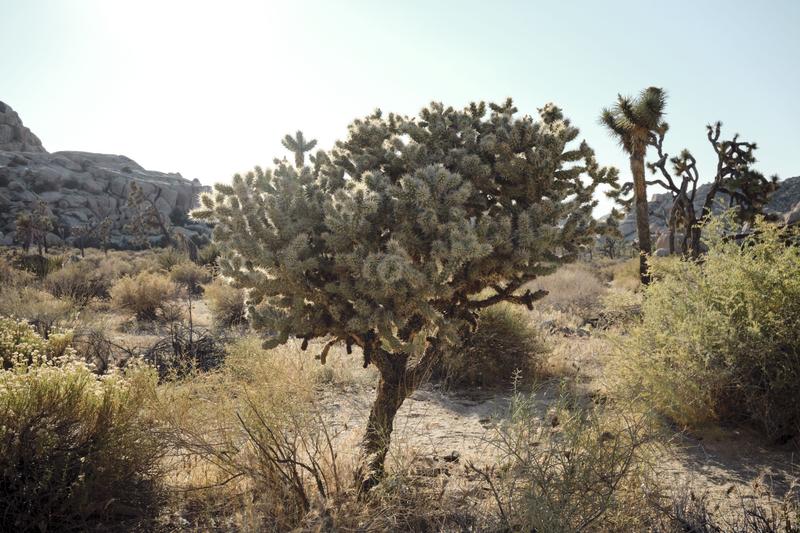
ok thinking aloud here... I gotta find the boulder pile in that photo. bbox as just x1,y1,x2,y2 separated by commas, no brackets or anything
0,101,210,249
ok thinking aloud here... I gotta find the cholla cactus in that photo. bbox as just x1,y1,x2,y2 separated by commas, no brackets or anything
281,130,317,168
194,99,618,489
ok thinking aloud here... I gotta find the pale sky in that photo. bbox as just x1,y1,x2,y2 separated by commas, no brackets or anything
2,0,798,214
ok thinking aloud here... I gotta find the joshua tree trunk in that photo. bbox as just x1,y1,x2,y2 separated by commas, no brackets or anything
358,342,441,492
360,356,407,492
630,153,651,284
687,203,701,259
667,203,678,255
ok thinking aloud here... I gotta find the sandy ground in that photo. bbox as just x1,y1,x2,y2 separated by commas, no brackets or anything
314,329,799,513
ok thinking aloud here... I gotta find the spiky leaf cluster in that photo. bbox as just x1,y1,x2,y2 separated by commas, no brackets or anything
600,87,668,157
194,100,618,355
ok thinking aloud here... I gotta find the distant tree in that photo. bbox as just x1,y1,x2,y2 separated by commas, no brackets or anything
281,131,317,168
17,201,55,256
194,99,619,490
648,122,778,257
597,212,625,259
33,201,54,255
14,212,34,253
96,216,113,255
600,87,667,284
125,182,173,247
73,215,114,257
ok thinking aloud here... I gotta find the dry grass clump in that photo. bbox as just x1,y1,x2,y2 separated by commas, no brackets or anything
156,336,474,530
597,257,641,292
647,480,800,532
594,289,643,331
530,262,608,320
155,336,345,530
0,317,164,531
613,219,800,441
0,255,34,287
111,271,179,322
435,303,547,388
0,286,77,337
204,278,248,329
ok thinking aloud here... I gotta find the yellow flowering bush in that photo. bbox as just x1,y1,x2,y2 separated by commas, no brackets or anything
0,317,164,530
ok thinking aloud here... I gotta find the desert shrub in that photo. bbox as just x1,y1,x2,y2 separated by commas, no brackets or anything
71,322,136,374
169,260,211,295
155,247,186,272
615,218,800,440
91,249,151,277
141,323,226,378
196,242,220,267
14,253,64,278
110,271,178,321
0,287,77,337
435,303,546,388
473,386,653,532
92,252,138,279
44,261,113,306
530,262,608,320
0,318,164,531
204,278,247,328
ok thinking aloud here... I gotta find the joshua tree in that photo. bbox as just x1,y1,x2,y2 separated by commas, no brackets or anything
194,99,618,491
72,214,113,257
14,213,34,252
597,211,625,259
281,130,317,168
125,182,173,247
15,201,54,255
601,87,667,284
648,122,777,257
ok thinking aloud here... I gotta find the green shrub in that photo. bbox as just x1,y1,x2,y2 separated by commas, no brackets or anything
0,317,163,530
110,272,178,321
435,304,546,388
204,278,247,328
615,218,800,440
169,261,211,295
44,261,113,306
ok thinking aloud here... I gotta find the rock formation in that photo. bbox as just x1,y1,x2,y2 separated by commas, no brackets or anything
0,101,45,152
0,101,210,249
